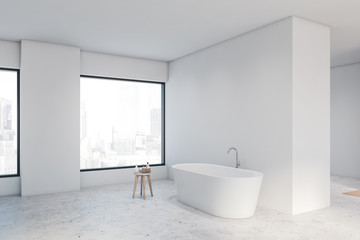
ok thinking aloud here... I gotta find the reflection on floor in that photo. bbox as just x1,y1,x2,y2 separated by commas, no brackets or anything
0,176,359,240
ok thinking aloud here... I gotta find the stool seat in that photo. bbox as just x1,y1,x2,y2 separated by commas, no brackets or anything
132,172,153,199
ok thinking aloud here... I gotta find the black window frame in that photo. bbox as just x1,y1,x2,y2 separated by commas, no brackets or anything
80,75,165,172
0,67,20,178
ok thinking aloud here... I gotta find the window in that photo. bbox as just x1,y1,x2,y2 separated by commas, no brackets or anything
80,76,164,170
0,68,19,177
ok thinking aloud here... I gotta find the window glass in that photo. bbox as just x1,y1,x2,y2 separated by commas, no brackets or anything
80,76,164,170
0,69,18,176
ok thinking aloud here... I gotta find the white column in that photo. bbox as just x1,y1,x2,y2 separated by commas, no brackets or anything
292,17,330,214
20,40,80,196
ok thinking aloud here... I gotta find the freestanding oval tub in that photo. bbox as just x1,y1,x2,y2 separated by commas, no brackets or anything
172,163,263,218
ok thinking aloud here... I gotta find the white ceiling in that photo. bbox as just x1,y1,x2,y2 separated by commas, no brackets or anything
0,0,359,66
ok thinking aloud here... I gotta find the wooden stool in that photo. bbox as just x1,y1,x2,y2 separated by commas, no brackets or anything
132,172,153,199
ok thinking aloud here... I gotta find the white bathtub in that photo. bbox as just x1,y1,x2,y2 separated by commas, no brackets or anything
172,163,263,218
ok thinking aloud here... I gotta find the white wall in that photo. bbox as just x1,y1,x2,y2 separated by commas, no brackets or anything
292,18,330,214
0,40,20,196
166,17,330,214
81,166,167,188
167,18,294,213
331,63,360,178
20,40,81,196
0,40,20,69
0,177,20,196
81,51,168,82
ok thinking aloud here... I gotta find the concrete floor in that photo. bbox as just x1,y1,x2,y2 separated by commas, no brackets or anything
0,176,359,240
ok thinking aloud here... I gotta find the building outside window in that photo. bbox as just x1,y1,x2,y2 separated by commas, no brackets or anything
80,76,164,170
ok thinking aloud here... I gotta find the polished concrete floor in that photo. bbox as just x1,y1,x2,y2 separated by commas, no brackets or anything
0,176,360,240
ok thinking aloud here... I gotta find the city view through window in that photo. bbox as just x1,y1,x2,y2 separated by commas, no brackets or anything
0,69,18,176
80,77,163,170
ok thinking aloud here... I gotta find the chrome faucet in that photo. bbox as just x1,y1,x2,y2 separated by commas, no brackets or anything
227,147,240,168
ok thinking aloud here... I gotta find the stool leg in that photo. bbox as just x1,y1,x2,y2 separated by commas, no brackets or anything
140,176,143,195
142,176,146,199
132,175,139,198
147,175,153,197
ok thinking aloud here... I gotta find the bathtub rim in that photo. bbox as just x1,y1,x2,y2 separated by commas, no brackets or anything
172,163,263,179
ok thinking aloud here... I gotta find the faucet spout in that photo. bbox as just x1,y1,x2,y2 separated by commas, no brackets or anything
227,147,240,168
